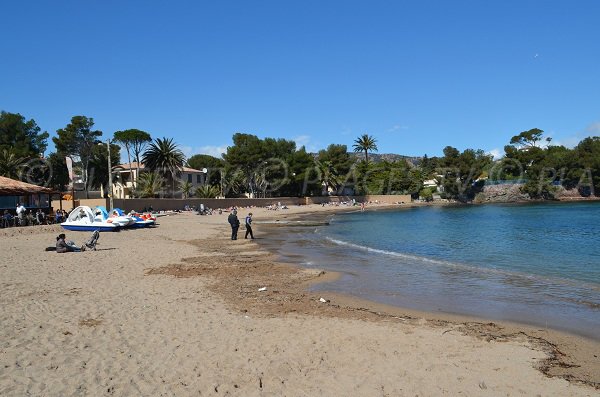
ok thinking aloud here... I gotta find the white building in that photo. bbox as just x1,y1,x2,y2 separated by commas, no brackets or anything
423,178,444,192
110,162,207,199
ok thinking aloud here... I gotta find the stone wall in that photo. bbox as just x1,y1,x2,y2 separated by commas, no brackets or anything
305,195,411,205
111,197,305,212
59,195,414,212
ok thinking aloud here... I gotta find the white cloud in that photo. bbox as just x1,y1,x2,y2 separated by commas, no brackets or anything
181,145,228,159
180,146,194,158
293,135,321,153
293,135,311,147
387,124,408,132
194,145,228,158
487,148,503,160
552,136,581,149
550,121,600,148
340,126,352,136
585,121,600,134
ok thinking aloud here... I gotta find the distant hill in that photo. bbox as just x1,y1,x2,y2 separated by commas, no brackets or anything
348,152,421,165
310,151,422,165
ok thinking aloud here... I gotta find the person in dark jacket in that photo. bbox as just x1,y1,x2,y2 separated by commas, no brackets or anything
227,210,240,240
244,212,254,239
56,233,81,253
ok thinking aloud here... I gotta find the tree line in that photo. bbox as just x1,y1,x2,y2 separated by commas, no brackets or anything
1,110,599,201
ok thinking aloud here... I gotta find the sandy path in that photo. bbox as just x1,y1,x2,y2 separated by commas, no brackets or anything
0,209,597,396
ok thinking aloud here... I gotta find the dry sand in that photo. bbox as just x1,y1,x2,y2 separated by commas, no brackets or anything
0,205,598,396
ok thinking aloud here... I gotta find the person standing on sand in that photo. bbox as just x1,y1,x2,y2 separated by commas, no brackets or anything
228,210,240,240
16,203,26,225
244,212,254,239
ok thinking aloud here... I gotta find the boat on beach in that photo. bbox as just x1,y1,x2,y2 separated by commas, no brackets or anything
94,206,134,227
126,210,156,228
61,206,120,232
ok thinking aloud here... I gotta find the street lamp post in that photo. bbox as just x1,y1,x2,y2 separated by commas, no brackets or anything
99,140,114,211
107,140,113,211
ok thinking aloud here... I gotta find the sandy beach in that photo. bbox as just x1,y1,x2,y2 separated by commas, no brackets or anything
1,204,598,396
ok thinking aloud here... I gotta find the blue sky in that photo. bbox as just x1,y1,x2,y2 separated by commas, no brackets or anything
3,1,599,160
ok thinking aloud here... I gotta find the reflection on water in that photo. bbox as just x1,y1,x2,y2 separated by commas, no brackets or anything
261,202,600,340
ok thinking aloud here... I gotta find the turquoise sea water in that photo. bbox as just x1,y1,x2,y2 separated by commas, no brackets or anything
265,202,600,339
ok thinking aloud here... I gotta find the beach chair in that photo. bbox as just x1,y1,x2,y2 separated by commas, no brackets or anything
82,230,100,251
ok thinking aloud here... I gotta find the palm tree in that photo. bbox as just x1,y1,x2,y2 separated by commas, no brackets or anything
315,159,343,195
195,185,220,198
220,168,244,197
353,134,378,163
181,181,193,198
137,172,165,198
0,149,26,179
142,137,185,197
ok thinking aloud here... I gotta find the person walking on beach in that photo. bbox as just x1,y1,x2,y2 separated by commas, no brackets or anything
244,212,254,239
228,210,240,240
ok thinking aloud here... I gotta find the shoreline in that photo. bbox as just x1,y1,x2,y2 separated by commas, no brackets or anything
262,205,600,341
1,207,598,395
248,205,600,387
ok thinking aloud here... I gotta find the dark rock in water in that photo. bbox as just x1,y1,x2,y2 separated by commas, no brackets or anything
475,184,590,203
474,184,530,203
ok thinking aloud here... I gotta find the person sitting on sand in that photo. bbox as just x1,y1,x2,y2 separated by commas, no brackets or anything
56,233,82,253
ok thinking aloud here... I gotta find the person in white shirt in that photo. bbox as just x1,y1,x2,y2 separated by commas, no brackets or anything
16,203,26,217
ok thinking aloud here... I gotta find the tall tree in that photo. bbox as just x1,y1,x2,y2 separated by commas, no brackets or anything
53,116,102,198
46,152,70,191
0,111,49,157
352,134,378,163
354,160,416,196
317,144,353,194
113,129,151,197
223,133,264,196
0,148,26,179
503,129,556,198
142,137,185,197
572,137,600,195
256,138,297,197
509,128,551,149
187,154,224,170
88,142,121,194
438,146,492,201
187,154,224,186
287,146,319,196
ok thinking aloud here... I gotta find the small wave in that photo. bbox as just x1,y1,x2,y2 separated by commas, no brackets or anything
324,237,600,293
326,237,471,268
